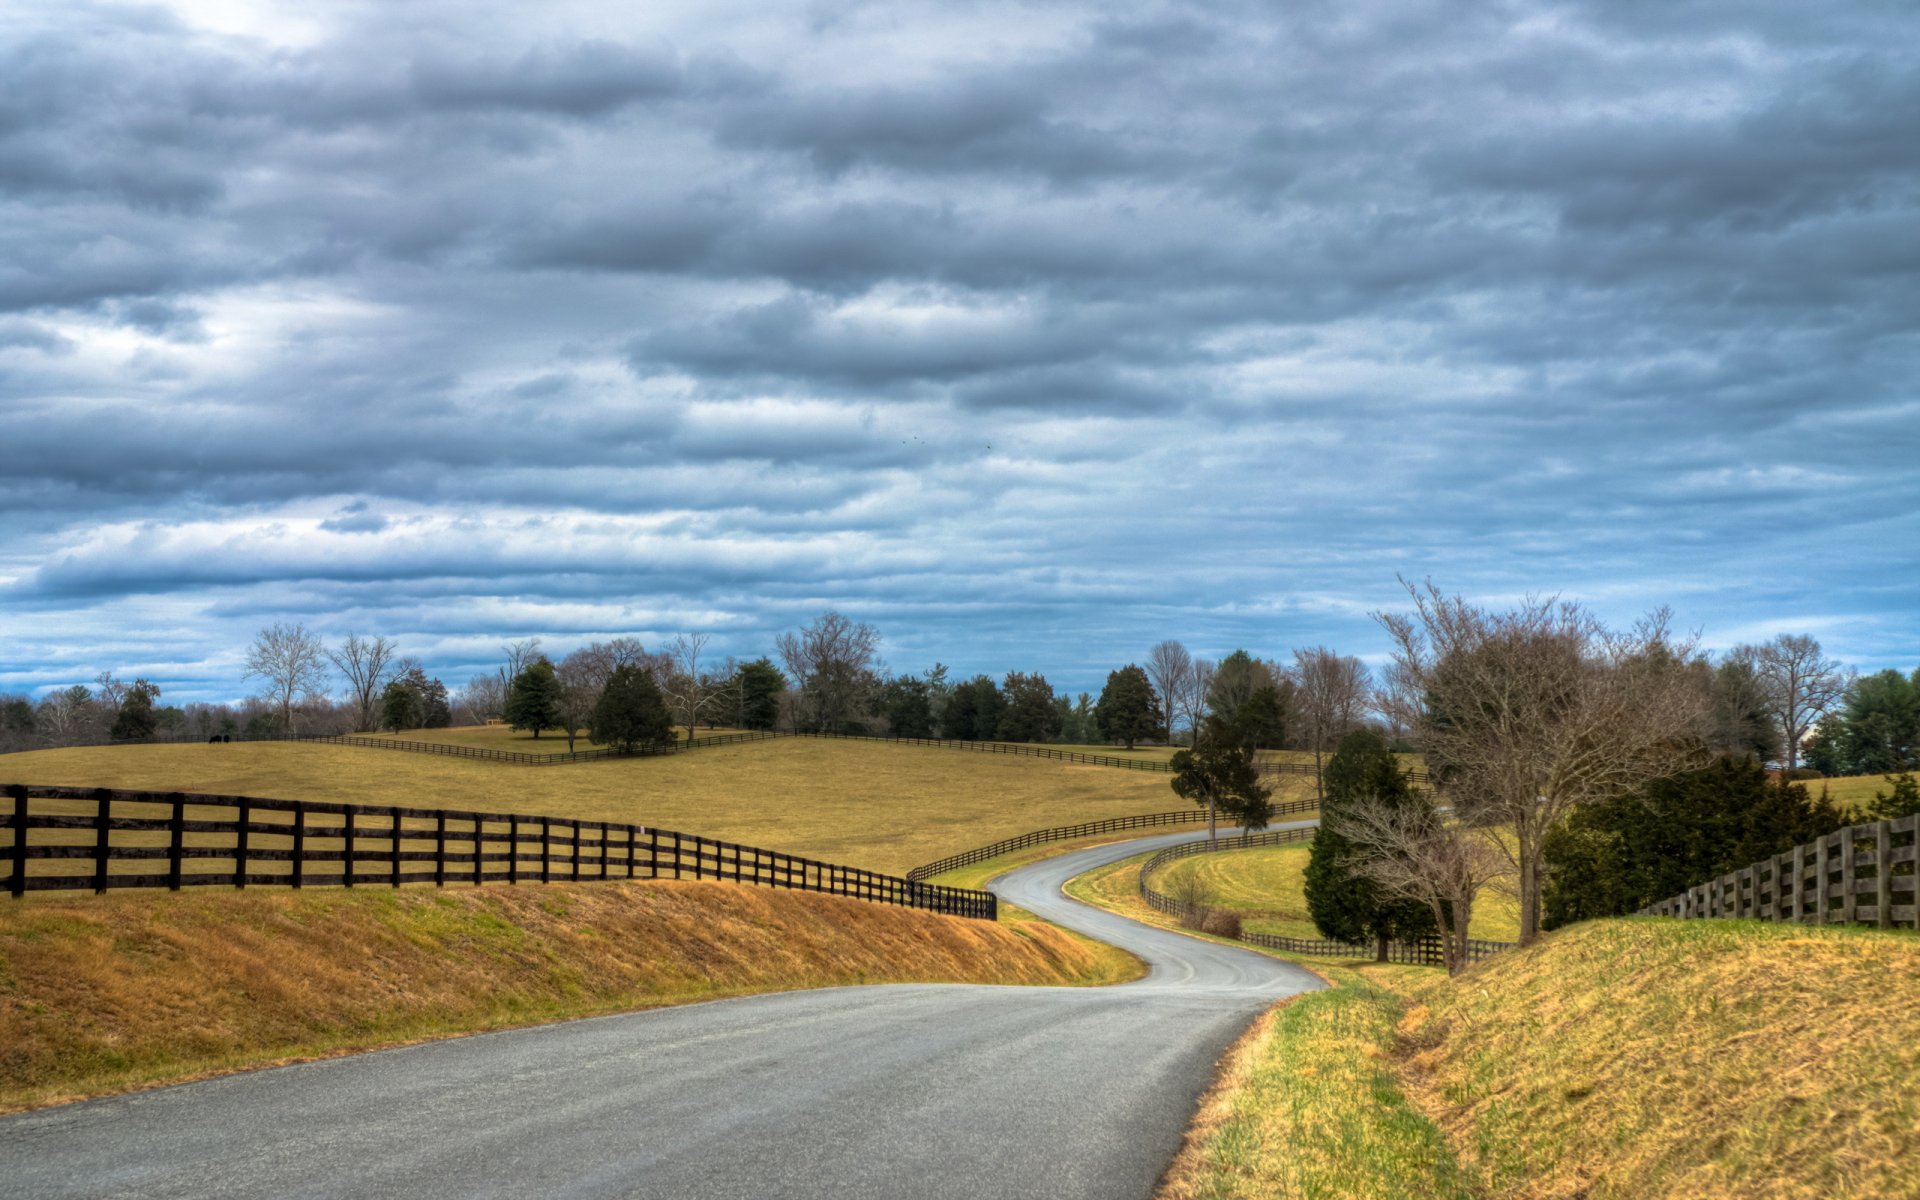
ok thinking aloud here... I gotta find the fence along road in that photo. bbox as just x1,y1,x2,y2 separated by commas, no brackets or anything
1,784,994,920
0,824,1321,1200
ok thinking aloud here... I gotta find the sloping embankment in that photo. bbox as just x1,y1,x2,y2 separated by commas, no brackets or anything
1400,918,1920,1200
0,880,1132,1114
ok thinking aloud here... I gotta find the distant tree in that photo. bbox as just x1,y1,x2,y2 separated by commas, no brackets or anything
380,679,424,732
1055,692,1098,744
1731,634,1851,772
997,672,1062,743
1704,656,1777,762
878,675,935,738
0,697,33,740
502,639,544,683
109,678,162,741
244,622,328,735
1171,715,1274,843
734,658,786,731
1543,757,1849,927
1206,651,1276,727
327,634,399,733
37,685,97,743
504,658,561,738
1095,665,1162,750
775,611,883,733
1144,640,1194,746
591,664,675,753
661,633,730,744
1303,731,1438,960
551,651,603,753
943,675,1004,740
1327,795,1508,976
1291,646,1371,801
1836,669,1920,775
458,673,508,724
924,663,953,731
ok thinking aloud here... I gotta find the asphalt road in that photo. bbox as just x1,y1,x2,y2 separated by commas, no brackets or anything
0,822,1322,1200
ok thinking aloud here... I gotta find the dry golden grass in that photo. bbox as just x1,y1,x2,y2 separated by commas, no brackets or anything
1400,918,1920,1200
1804,773,1911,814
1157,842,1523,942
0,878,1131,1115
0,737,1244,875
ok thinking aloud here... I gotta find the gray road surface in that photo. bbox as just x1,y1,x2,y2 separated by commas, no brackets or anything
0,822,1321,1200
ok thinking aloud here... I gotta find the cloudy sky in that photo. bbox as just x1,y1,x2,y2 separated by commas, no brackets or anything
1,0,1916,704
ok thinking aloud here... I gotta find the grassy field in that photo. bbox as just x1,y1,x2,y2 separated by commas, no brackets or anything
0,738,1326,876
1804,772,1913,814
0,877,1138,1115
1156,841,1523,942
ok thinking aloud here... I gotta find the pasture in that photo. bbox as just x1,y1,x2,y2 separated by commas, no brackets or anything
0,737,1315,876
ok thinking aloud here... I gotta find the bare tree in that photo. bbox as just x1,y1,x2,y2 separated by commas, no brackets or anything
1292,647,1372,800
1730,634,1852,772
37,685,99,743
502,639,543,682
553,650,603,752
1329,795,1510,975
1144,640,1194,746
775,611,882,733
660,633,731,744
458,673,507,724
1180,658,1215,748
244,622,329,734
328,634,399,732
1376,582,1710,945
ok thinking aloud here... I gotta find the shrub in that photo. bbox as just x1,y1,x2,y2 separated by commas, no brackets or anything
1199,909,1243,939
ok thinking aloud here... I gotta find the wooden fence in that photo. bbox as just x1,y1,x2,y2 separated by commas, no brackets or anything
905,798,1321,881
0,784,995,920
1637,812,1919,928
1137,827,1511,968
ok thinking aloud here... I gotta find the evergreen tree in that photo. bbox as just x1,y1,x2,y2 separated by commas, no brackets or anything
1542,756,1849,927
1838,669,1920,775
878,675,935,737
1095,665,1162,750
943,675,1003,739
591,664,675,753
504,658,561,738
1867,773,1920,821
734,658,786,731
109,679,161,741
381,679,424,731
997,672,1062,743
1302,730,1437,959
1171,714,1273,842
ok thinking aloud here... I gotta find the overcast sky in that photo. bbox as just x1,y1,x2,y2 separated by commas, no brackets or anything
1,0,1916,704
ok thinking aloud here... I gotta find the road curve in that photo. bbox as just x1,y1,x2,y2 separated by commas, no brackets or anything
0,823,1321,1200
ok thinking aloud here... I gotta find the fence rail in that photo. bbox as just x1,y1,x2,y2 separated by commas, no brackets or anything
1637,812,1919,928
904,798,1321,881
1137,827,1511,968
1,784,995,920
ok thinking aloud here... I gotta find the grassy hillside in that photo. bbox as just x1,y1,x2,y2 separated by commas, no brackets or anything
1157,841,1523,942
1400,918,1920,1200
1,737,1305,874
0,879,1137,1114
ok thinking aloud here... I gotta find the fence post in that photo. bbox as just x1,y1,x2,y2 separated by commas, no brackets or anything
1814,834,1829,923
292,802,306,889
626,825,637,879
390,807,402,889
167,793,185,891
8,785,28,898
343,807,356,888
509,817,520,885
1876,820,1892,929
1835,821,1850,925
235,796,250,890
436,813,447,887
570,821,581,882
1790,844,1805,921
94,788,113,894
600,822,610,880
541,820,551,884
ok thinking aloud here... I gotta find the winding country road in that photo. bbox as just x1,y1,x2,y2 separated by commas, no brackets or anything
0,822,1322,1200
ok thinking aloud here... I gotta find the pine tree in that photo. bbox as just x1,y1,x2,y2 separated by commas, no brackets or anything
591,664,675,753
1095,665,1162,750
1303,730,1437,959
504,658,561,738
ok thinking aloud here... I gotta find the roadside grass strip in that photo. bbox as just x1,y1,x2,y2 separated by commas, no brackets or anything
0,878,1137,1114
1160,974,1473,1200
1398,918,1920,1200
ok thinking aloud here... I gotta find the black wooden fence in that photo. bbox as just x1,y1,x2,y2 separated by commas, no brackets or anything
1137,827,1512,967
1,784,995,920
905,797,1322,881
1637,811,1919,929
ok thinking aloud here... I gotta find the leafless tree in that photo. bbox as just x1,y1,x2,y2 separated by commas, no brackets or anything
1144,640,1194,746
91,671,128,710
553,650,603,752
1180,658,1215,747
37,685,99,743
244,622,329,734
327,634,399,732
1329,795,1511,975
502,639,543,683
1729,634,1852,772
775,611,882,733
660,633,732,744
1376,581,1711,945
458,673,507,724
1292,647,1372,800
